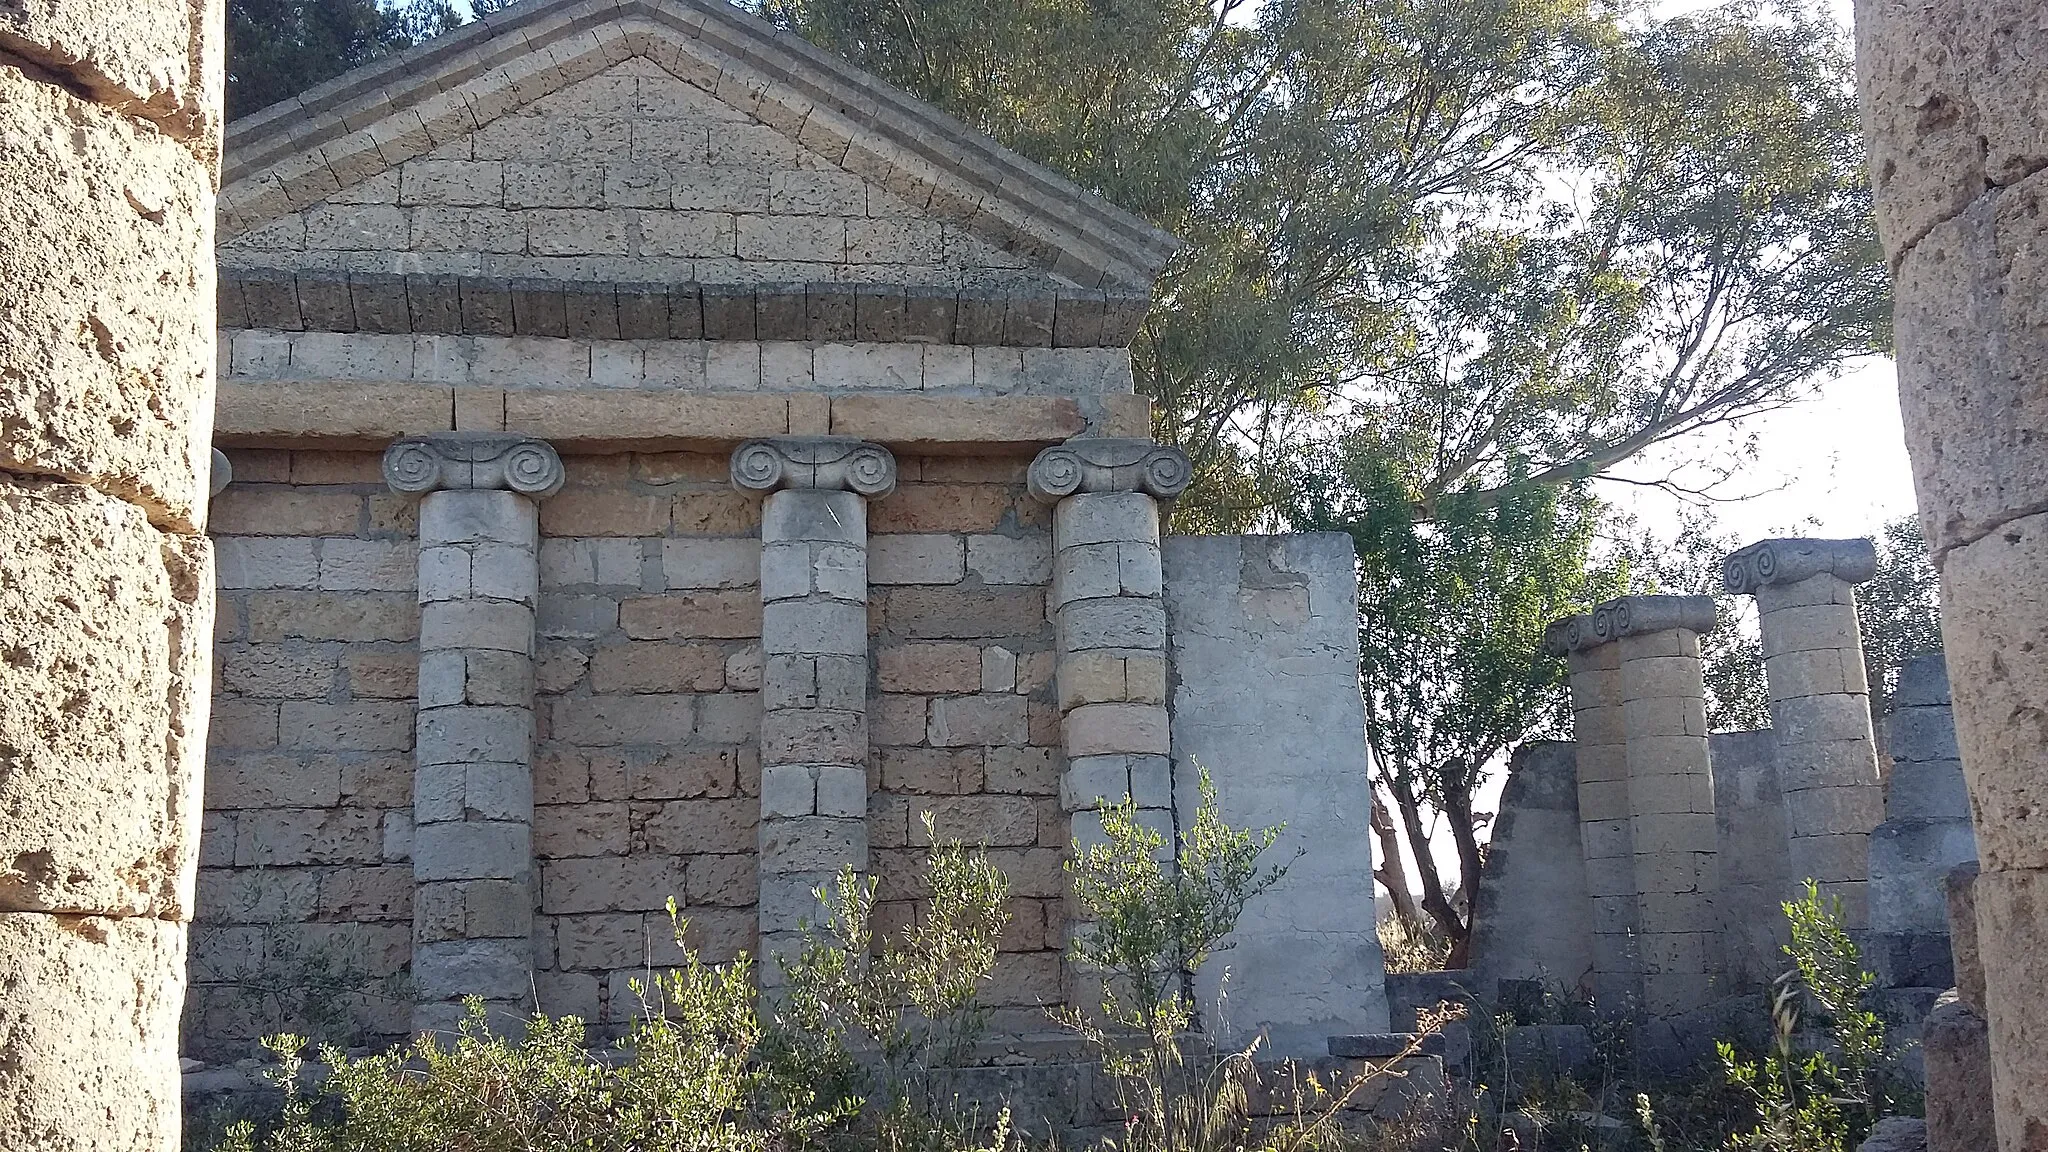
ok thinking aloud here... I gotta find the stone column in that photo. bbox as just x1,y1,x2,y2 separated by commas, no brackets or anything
1856,6,2048,1140
731,437,896,979
1723,538,1886,929
0,2,220,1145
1027,439,1191,973
1544,614,1641,1012
1603,595,1722,1015
384,434,564,1032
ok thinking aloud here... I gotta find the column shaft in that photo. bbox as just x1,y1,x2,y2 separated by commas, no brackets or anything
756,488,874,973
729,437,897,981
1619,625,1720,1015
385,433,562,1033
411,490,542,1029
1723,538,1886,930
1568,640,1640,1010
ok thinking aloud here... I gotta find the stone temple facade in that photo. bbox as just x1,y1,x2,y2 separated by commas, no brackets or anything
185,0,1389,1067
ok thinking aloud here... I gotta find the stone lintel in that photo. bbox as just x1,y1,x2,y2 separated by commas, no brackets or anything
731,437,897,498
383,432,565,498
215,382,1135,451
1027,437,1192,504
1545,595,1718,655
1722,537,1878,595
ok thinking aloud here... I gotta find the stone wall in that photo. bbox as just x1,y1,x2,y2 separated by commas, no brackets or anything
1710,729,1792,989
188,448,1072,1056
1867,653,1976,991
1465,742,1594,1001
220,56,1052,291
0,0,222,1144
1163,533,1390,1057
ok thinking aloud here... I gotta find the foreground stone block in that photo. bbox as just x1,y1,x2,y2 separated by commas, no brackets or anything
0,71,215,530
0,482,199,917
0,913,185,1152
1923,992,1995,1152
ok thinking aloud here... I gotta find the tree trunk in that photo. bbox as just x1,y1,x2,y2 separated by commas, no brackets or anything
1440,777,1484,970
1370,790,1424,929
1384,767,1470,966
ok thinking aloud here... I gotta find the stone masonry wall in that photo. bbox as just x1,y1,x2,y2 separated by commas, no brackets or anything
188,449,1069,1056
220,56,1055,291
191,449,420,1060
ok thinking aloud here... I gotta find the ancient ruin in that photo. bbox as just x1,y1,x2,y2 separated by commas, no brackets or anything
0,0,222,1145
183,0,1388,1072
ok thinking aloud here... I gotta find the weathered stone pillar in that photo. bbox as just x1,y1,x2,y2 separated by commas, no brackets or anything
1606,595,1721,1015
0,2,221,1145
1027,439,1191,986
1544,614,1641,1012
1855,5,2048,1139
732,438,896,979
384,434,564,1032
1723,538,1886,929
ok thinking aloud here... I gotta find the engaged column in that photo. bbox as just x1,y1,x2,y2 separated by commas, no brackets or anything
383,433,564,1033
731,437,897,981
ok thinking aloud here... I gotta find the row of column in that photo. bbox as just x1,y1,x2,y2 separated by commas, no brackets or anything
1548,538,1886,1016
379,432,1188,1025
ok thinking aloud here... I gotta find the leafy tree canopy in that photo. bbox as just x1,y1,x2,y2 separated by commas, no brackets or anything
765,0,1886,531
227,0,500,119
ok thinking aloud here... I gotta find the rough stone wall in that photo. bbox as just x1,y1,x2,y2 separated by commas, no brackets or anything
864,454,1068,1034
190,449,419,1060
189,451,1068,1051
1465,742,1594,1001
1854,2,2048,1140
220,57,1054,290
1709,729,1793,990
0,1,222,1144
1867,653,1976,990
1163,533,1390,1057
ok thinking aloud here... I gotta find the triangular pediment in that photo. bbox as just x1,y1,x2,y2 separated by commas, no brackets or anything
217,0,1176,306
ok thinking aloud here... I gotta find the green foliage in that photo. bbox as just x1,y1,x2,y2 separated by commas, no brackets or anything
777,816,1013,1148
210,843,1012,1152
1857,514,1943,719
1605,509,1771,733
764,0,1883,533
1054,771,1415,1152
1718,881,1906,1151
227,0,465,119
1294,450,1623,951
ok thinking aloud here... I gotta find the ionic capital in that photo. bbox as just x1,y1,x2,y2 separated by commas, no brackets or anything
1027,438,1192,504
383,433,565,498
1721,537,1878,595
1542,595,1718,654
730,437,897,498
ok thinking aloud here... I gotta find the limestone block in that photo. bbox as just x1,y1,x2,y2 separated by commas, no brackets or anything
1783,786,1886,840
1970,865,2048,1147
814,764,867,818
760,708,866,765
1064,703,1170,757
215,537,319,589
412,821,531,883
0,914,184,1152
1853,0,2048,253
416,706,533,766
661,537,757,589
1052,492,1158,548
966,533,1053,585
1923,993,1994,1152
0,74,214,529
927,695,1029,747
420,599,534,655
761,764,818,819
1762,646,1862,698
1892,179,2048,557
1939,509,2048,870
1757,602,1863,659
760,488,866,545
870,534,965,584
761,599,867,657
0,483,197,917
1057,598,1167,652
760,817,867,873
412,938,531,1002
420,490,539,549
